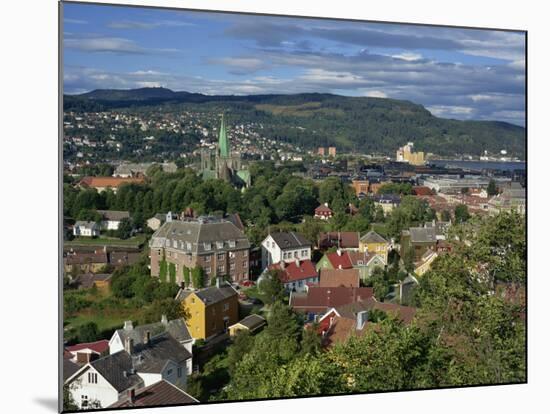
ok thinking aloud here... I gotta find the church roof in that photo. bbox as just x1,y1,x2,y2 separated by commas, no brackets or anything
218,114,230,158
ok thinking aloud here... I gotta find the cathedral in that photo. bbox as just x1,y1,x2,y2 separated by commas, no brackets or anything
200,114,251,188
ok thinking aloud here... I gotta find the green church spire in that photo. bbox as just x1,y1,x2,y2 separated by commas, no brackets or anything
218,114,230,158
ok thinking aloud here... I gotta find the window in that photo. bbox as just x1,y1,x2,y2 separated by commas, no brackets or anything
177,367,182,378
186,242,192,251
88,372,98,384
223,303,229,311
205,255,211,262
166,369,173,376
229,240,236,248
203,242,211,251
216,241,224,249
230,263,235,270
81,396,89,408
217,265,225,273
243,261,248,268
243,250,248,257
229,251,235,259
205,267,211,275
217,253,225,261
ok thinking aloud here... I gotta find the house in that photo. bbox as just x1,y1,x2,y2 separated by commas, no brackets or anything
63,359,81,382
146,212,178,231
228,314,267,337
150,216,250,285
73,273,112,290
314,203,334,220
97,210,130,231
316,250,353,272
414,249,438,276
371,194,401,213
488,185,526,215
109,315,193,375
109,251,142,268
351,178,369,197
401,227,437,261
73,221,100,237
65,340,110,364
318,232,359,251
268,259,319,292
399,274,419,305
319,268,360,288
78,176,145,193
412,186,433,196
359,231,390,263
319,297,416,347
347,251,387,282
261,231,311,269
175,281,239,340
108,380,198,408
64,250,108,274
66,333,192,410
289,286,374,321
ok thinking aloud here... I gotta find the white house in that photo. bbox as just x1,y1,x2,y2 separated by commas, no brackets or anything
73,221,100,237
97,210,130,231
261,231,311,270
109,316,193,375
66,332,192,409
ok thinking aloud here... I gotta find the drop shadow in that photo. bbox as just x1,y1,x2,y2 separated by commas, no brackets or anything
34,397,58,412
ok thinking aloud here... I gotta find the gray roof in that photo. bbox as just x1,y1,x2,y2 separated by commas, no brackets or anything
231,314,266,331
270,231,311,249
360,231,388,244
115,318,192,346
74,221,99,229
97,210,130,221
176,284,237,306
89,351,143,392
150,217,250,254
63,359,81,381
409,227,437,244
129,334,192,374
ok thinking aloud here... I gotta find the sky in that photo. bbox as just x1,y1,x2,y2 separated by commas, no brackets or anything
63,2,526,126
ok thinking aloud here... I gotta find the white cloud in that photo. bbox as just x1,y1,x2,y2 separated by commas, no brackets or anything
391,52,422,61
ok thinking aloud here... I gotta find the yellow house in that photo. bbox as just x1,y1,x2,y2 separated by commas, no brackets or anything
175,282,239,340
359,231,390,263
414,250,438,276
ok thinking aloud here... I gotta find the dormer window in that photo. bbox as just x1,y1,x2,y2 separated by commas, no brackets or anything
203,242,212,251
216,241,224,249
186,242,192,251
228,240,236,248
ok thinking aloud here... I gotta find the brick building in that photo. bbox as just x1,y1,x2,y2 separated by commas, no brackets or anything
149,216,250,285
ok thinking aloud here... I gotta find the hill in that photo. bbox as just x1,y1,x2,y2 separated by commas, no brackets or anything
63,88,526,158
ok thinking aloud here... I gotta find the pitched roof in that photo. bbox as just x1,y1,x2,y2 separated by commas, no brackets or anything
318,232,359,249
412,186,433,196
319,268,360,288
324,251,354,269
114,317,192,346
269,231,311,249
176,284,237,306
269,259,318,283
129,334,192,374
360,231,388,244
66,340,110,354
315,204,333,213
409,227,437,243
225,212,245,231
73,273,112,289
97,210,130,221
63,359,81,381
87,351,143,392
109,251,142,266
109,380,198,408
290,287,374,313
230,314,266,331
149,217,250,254
74,221,99,229
79,176,145,188
346,251,381,266
65,251,108,265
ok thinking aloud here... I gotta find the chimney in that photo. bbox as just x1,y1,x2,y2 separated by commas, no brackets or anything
127,389,135,404
124,337,134,354
324,202,329,207
123,320,134,331
161,314,168,325
356,311,368,330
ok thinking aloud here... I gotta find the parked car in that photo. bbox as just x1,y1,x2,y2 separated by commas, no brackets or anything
241,280,256,287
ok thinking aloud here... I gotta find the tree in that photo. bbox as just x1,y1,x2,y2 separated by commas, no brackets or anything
116,217,133,239
300,324,322,356
454,204,470,223
258,270,284,304
78,322,100,342
191,266,206,289
183,266,191,287
440,209,451,222
142,298,187,323
168,262,176,285
487,179,499,196
227,331,255,376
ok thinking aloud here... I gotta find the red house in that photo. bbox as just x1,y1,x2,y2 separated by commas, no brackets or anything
314,203,334,220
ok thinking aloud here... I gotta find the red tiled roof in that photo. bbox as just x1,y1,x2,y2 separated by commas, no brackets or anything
66,340,109,354
319,268,360,288
269,260,318,283
290,287,374,313
346,251,375,266
315,204,333,214
79,176,145,189
109,380,198,408
325,251,353,269
412,186,433,196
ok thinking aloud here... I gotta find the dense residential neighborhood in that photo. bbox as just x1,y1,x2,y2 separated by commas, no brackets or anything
63,113,526,410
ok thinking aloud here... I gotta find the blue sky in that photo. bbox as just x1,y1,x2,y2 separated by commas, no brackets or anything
63,2,526,126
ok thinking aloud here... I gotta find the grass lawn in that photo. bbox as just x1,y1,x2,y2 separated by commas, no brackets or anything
65,234,147,248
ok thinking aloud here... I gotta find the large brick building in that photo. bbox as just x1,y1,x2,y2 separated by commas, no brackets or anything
149,216,250,285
